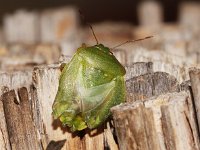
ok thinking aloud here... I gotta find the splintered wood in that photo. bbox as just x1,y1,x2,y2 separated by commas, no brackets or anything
0,71,37,150
0,44,61,72
32,65,63,148
189,68,200,134
126,72,180,102
111,92,200,150
2,88,40,150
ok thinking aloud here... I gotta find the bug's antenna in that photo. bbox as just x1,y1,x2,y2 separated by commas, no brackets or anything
79,10,99,45
111,36,153,49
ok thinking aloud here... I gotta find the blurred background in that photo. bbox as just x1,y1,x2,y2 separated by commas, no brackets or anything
0,0,200,71
1,1,200,150
0,0,200,23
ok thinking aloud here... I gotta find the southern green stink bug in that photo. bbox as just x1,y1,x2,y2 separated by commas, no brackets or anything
52,42,126,131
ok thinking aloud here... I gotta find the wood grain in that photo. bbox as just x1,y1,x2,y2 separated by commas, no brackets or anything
111,92,200,150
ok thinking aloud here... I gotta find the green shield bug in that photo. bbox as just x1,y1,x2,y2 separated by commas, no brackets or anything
52,43,126,131
52,21,152,131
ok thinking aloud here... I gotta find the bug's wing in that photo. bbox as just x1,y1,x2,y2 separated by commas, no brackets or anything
84,76,126,129
78,80,115,112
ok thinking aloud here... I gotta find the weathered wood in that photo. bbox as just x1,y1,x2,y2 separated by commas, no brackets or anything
0,44,61,72
0,70,38,150
152,61,189,83
83,128,104,150
32,44,61,64
111,92,200,150
0,91,10,150
163,40,187,57
125,61,190,83
2,88,40,150
189,68,200,134
180,80,191,91
126,72,180,102
103,122,119,150
125,62,153,80
130,48,196,67
32,64,65,149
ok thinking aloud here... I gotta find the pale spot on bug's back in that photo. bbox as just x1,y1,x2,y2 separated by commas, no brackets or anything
90,67,95,71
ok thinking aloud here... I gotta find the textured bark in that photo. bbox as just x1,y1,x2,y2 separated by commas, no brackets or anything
129,49,196,69
111,92,200,150
0,44,61,72
0,70,39,150
32,64,65,149
0,94,10,150
189,68,200,134
152,61,189,83
0,55,198,150
125,61,189,83
126,72,180,102
125,62,153,80
2,88,40,150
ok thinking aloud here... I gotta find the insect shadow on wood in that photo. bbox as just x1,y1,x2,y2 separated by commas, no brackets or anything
52,118,70,134
46,139,66,150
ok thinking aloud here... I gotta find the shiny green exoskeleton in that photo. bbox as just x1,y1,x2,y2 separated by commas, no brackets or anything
52,44,126,131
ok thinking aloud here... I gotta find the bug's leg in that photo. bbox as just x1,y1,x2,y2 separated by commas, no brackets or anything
59,112,87,131
53,99,87,131
59,63,68,72
84,76,126,129
70,114,87,131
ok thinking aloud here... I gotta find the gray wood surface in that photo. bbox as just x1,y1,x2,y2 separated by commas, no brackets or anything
111,92,200,150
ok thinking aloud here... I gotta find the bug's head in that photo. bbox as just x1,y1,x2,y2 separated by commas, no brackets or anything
95,44,111,53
